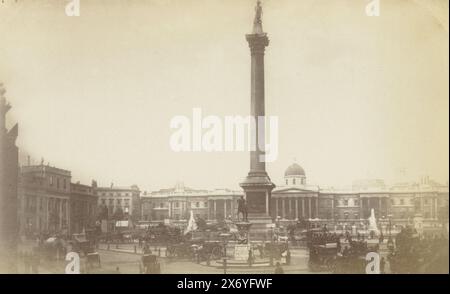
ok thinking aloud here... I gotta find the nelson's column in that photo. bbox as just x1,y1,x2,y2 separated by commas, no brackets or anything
239,1,275,235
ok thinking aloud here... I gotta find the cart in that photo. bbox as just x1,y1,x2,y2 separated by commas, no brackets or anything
308,243,338,272
86,252,101,269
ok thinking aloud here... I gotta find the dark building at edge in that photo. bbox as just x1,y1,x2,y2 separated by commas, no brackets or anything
0,84,19,273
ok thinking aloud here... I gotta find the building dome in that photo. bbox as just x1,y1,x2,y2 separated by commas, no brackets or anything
284,163,305,177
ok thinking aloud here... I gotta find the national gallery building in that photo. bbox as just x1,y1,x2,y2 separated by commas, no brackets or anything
140,163,449,226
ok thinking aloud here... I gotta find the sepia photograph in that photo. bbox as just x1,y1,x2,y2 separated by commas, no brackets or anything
0,0,448,278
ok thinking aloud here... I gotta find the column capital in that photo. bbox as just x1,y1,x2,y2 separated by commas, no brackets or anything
246,34,269,55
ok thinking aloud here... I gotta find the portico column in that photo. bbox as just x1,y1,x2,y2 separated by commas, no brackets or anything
360,197,364,219
379,198,382,216
231,198,235,220
308,198,312,219
435,197,439,220
59,199,63,230
207,200,211,220
292,198,295,219
282,199,285,218
275,199,279,217
288,198,291,219
213,201,217,220
224,200,227,219
331,198,335,220
302,198,305,218
295,198,299,219
315,198,319,218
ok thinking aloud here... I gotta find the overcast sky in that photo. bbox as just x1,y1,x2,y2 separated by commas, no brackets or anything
0,0,448,192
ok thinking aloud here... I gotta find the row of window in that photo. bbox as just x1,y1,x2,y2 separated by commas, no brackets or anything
100,198,131,206
337,199,360,206
331,198,434,206
24,196,69,214
145,201,210,209
98,192,132,197
273,197,443,207
285,178,306,185
106,205,130,213
48,176,68,190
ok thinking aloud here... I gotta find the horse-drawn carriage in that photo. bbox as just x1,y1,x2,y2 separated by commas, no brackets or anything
165,229,229,261
308,243,339,272
144,224,183,244
166,241,196,259
69,233,96,256
333,240,377,273
166,239,225,260
86,252,101,269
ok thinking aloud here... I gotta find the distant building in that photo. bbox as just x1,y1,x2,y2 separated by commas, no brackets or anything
18,163,100,236
95,184,140,223
140,182,242,222
272,163,320,220
272,163,449,225
18,164,72,236
70,182,98,234
140,163,449,226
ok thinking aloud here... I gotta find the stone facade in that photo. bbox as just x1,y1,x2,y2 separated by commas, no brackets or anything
70,182,98,234
95,184,140,222
18,165,72,236
140,165,449,227
0,86,19,273
140,182,242,222
271,164,449,225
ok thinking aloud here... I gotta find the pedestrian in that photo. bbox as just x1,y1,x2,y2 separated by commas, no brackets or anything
380,257,386,274
274,262,284,274
285,249,291,265
247,249,254,267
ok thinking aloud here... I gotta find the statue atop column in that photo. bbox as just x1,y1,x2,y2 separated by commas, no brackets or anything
252,0,264,34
